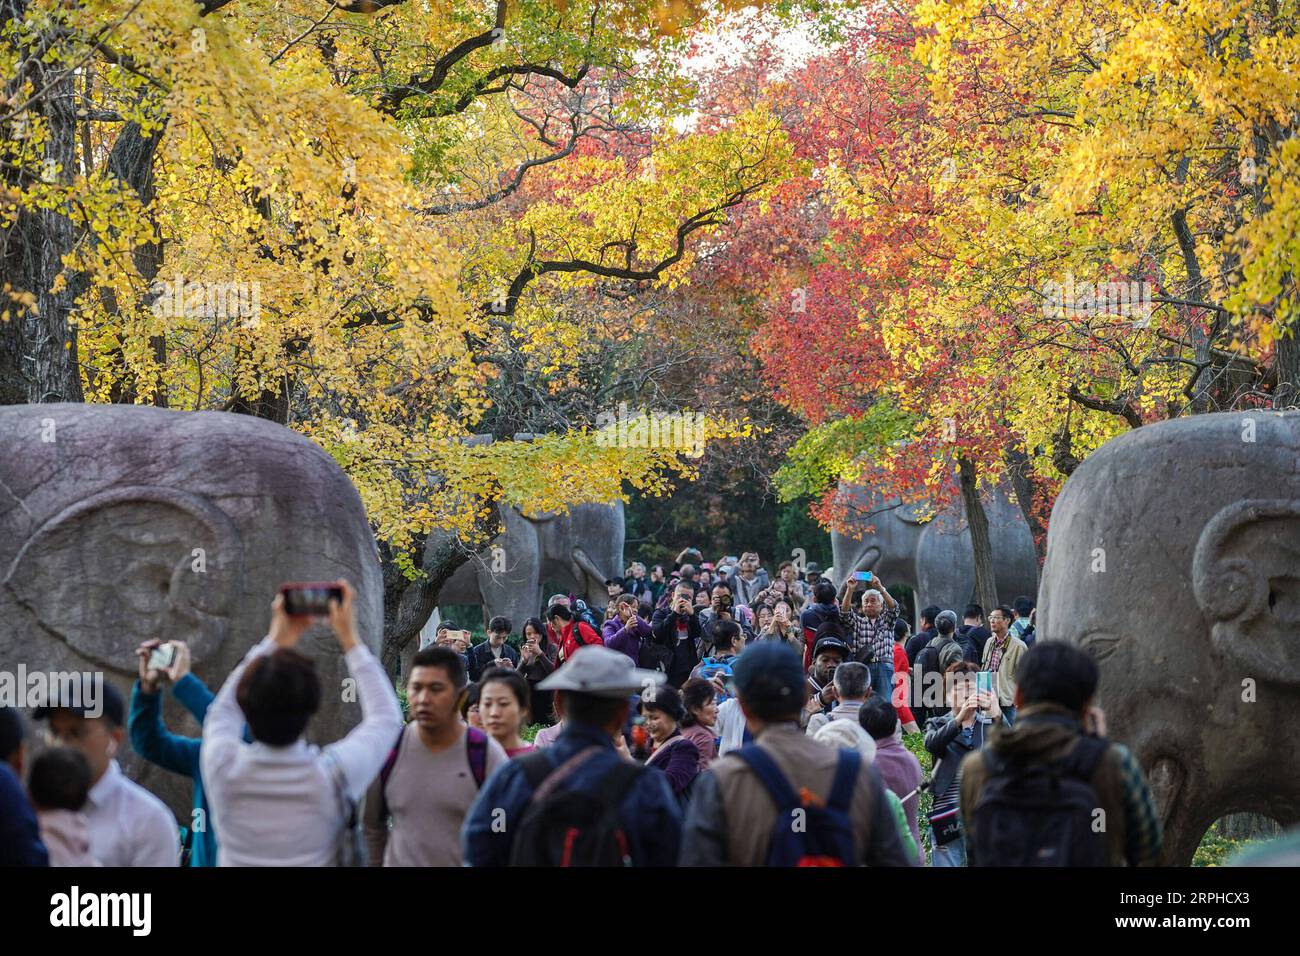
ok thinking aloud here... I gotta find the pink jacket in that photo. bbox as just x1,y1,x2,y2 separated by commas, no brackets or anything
39,809,99,867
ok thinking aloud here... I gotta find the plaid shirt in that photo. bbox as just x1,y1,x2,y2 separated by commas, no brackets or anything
845,605,898,664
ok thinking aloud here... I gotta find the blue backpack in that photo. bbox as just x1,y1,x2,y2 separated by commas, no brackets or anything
735,744,861,867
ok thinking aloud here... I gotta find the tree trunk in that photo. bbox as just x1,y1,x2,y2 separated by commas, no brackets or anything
958,455,999,614
1003,444,1048,565
1275,332,1300,409
0,15,84,405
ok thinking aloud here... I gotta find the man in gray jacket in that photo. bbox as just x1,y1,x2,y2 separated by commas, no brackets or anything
680,642,910,867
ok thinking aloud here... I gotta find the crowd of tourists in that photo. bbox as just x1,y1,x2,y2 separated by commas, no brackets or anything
1,547,1165,867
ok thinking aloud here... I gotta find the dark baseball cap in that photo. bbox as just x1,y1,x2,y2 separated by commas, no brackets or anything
731,642,804,703
812,635,850,660
32,680,125,727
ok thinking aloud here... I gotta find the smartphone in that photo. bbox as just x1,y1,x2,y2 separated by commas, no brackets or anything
147,642,176,672
281,582,343,616
975,671,994,700
854,570,873,582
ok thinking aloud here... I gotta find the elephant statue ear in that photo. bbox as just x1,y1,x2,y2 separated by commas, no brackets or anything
3,486,244,672
1193,499,1300,684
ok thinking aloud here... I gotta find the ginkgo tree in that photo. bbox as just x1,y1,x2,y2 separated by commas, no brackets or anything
1,0,793,663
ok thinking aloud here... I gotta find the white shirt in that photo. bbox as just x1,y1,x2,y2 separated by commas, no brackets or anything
715,697,749,755
201,635,402,867
85,760,179,867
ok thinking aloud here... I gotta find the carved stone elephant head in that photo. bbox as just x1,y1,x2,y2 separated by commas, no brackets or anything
436,499,625,631
830,478,1039,620
1039,410,1300,864
0,404,383,819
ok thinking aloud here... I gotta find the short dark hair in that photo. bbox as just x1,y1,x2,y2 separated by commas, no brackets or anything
615,592,639,608
411,646,468,689
1013,596,1036,617
0,707,24,764
992,604,1015,623
713,620,741,651
479,668,530,715
488,616,512,633
680,678,715,727
461,682,481,719
936,613,956,637
561,690,628,727
945,661,979,681
963,603,984,621
738,674,804,722
1016,641,1098,713
893,619,911,641
813,581,837,604
921,605,942,628
859,697,898,740
237,648,321,746
547,603,573,622
28,747,91,812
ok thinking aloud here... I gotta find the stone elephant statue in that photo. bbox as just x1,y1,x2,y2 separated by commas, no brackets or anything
436,499,625,630
830,478,1039,622
1039,410,1300,864
0,404,382,820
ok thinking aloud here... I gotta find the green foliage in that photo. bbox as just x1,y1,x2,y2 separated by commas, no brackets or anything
903,731,934,864
1193,821,1264,868
773,401,914,503
774,496,833,569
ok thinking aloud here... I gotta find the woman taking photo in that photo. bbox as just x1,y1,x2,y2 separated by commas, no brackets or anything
516,617,556,725
478,669,534,758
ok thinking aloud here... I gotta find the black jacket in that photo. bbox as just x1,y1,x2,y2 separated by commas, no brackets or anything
467,640,521,683
957,625,990,663
650,607,703,688
905,628,935,665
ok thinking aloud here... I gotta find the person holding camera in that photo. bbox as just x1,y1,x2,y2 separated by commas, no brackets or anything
840,572,899,701
650,580,705,688
128,638,220,866
467,616,520,683
201,580,402,866
922,662,1009,866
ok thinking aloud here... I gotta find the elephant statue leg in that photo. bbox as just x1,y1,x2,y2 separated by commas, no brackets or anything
475,507,541,631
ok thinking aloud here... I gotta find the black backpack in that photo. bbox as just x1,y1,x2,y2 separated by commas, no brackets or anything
508,746,643,867
970,735,1110,866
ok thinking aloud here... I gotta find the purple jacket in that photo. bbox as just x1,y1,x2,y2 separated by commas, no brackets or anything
872,734,925,866
602,615,652,665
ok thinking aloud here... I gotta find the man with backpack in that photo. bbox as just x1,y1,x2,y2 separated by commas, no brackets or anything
914,610,966,721
363,646,506,866
548,602,604,667
957,604,991,663
461,645,683,866
960,641,1163,867
679,642,910,867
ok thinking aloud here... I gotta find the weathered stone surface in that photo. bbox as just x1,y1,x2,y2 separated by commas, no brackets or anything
437,500,625,629
1039,410,1300,864
0,404,382,820
830,480,1039,619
